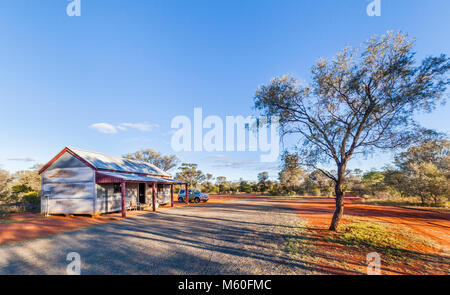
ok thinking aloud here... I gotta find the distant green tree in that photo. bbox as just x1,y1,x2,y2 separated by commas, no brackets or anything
394,139,450,206
382,167,409,197
175,163,205,188
12,169,41,193
362,171,385,196
239,180,252,193
279,153,306,191
0,169,12,202
344,169,364,194
257,172,269,193
124,149,179,171
215,176,229,193
206,174,214,182
201,173,215,192
305,169,334,196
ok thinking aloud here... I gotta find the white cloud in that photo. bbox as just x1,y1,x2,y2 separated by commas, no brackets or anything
90,122,159,134
90,123,118,134
7,157,36,162
118,122,159,132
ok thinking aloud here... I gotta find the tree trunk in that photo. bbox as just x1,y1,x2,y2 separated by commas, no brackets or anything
329,164,346,231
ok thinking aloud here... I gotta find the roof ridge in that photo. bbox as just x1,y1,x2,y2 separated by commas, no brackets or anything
67,146,170,176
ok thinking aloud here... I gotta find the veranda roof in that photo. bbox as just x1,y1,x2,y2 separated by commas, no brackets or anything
96,171,185,184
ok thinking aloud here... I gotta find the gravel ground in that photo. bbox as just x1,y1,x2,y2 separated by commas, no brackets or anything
0,198,314,275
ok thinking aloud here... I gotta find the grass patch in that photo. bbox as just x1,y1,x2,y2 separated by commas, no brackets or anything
265,195,332,200
0,202,40,219
328,219,439,263
361,195,449,209
0,218,39,224
283,220,313,256
273,219,318,263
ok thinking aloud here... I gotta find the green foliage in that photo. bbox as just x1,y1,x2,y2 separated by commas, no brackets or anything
22,191,40,204
124,148,180,171
13,169,41,192
1,168,42,205
304,170,334,196
208,186,219,194
257,172,270,192
279,153,305,190
310,188,321,196
0,169,12,202
389,139,450,206
239,182,252,193
175,163,206,188
362,170,385,195
11,184,33,195
268,185,281,196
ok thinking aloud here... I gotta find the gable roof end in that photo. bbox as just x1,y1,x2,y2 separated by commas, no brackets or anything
39,147,172,177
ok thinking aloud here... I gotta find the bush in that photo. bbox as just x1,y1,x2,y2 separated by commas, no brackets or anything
268,187,280,196
230,186,238,194
430,195,448,207
361,194,371,199
288,190,297,196
239,183,252,193
22,191,40,203
322,188,333,197
310,188,321,196
208,186,219,193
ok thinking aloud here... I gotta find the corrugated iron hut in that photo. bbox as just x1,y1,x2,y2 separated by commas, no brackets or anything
39,147,187,217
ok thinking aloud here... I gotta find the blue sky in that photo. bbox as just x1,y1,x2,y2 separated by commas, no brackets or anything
0,0,449,181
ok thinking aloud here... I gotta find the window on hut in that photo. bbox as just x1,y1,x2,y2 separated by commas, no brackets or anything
113,183,122,194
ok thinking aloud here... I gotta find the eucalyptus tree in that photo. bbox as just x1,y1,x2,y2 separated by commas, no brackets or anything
124,148,179,171
0,169,12,201
175,163,205,188
394,139,450,206
279,153,306,191
254,31,449,230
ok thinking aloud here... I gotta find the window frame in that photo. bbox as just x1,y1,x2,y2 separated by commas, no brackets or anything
113,183,122,194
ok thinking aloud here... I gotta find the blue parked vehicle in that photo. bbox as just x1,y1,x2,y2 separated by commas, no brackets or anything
178,189,209,203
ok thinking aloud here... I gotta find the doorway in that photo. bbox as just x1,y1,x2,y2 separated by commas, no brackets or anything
138,183,146,203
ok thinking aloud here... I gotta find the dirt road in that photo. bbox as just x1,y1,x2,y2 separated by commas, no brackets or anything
1,196,448,275
0,198,312,275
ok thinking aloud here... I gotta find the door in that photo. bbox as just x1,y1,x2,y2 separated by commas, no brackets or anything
138,183,146,203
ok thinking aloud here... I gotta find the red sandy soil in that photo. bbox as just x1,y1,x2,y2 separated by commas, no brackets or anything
277,196,450,275
1,195,448,275
285,196,450,249
0,196,234,246
0,211,138,246
195,194,449,274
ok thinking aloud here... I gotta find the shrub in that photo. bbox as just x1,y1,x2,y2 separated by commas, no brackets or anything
22,191,40,203
239,183,252,193
209,186,219,193
310,188,321,196
268,187,280,196
430,195,448,207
